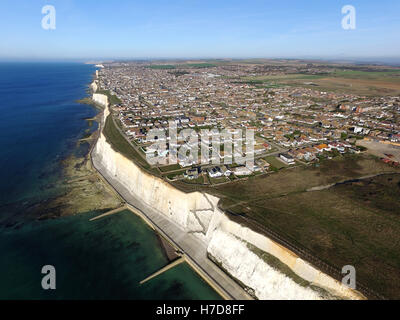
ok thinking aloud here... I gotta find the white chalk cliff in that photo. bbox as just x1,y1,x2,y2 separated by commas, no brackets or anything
90,80,98,93
92,93,108,108
92,94,365,300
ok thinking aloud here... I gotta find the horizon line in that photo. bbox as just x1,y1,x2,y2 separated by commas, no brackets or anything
1,56,400,66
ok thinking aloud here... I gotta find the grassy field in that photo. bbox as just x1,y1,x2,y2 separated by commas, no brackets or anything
233,175,400,299
184,63,217,68
241,69,400,96
210,176,230,185
146,65,176,69
264,156,288,170
211,154,400,299
159,163,182,172
147,63,217,70
242,74,325,82
332,69,400,80
103,115,151,170
182,175,207,185
213,155,394,201
166,169,186,180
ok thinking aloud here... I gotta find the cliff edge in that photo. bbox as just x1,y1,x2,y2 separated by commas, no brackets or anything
91,94,365,300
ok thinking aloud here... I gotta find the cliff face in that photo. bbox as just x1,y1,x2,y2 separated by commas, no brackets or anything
94,129,217,243
210,213,364,299
92,97,364,300
207,229,325,300
93,93,107,108
90,81,98,93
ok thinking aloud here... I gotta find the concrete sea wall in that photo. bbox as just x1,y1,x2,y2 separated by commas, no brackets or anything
92,95,365,300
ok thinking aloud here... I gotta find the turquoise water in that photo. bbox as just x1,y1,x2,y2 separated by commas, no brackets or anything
0,210,220,300
0,62,98,219
0,63,221,300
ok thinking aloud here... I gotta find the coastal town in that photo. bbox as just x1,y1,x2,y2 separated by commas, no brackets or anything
5,0,400,305
94,61,400,184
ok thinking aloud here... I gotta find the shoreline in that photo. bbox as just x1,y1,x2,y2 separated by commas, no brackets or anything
81,82,215,291
0,77,121,227
87,91,251,300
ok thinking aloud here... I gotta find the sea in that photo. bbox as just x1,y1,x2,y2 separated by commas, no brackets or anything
0,62,221,300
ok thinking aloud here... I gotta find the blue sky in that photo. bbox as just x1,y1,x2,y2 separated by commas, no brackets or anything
0,0,399,61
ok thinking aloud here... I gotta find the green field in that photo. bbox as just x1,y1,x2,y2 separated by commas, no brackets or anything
166,169,186,180
211,155,400,299
239,69,400,96
146,63,217,70
236,175,400,299
183,176,206,184
242,74,325,82
331,69,400,80
159,163,182,172
264,156,288,170
146,65,176,69
184,63,217,68
103,115,151,170
210,176,229,185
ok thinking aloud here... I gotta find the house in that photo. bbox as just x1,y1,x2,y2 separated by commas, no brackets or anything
178,152,197,167
289,149,304,159
180,116,190,123
329,142,345,153
254,144,266,155
220,165,232,177
246,164,262,172
184,168,200,180
303,151,316,162
126,128,141,137
208,166,223,178
256,159,270,171
263,142,271,150
232,166,253,176
315,144,330,152
279,153,295,164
